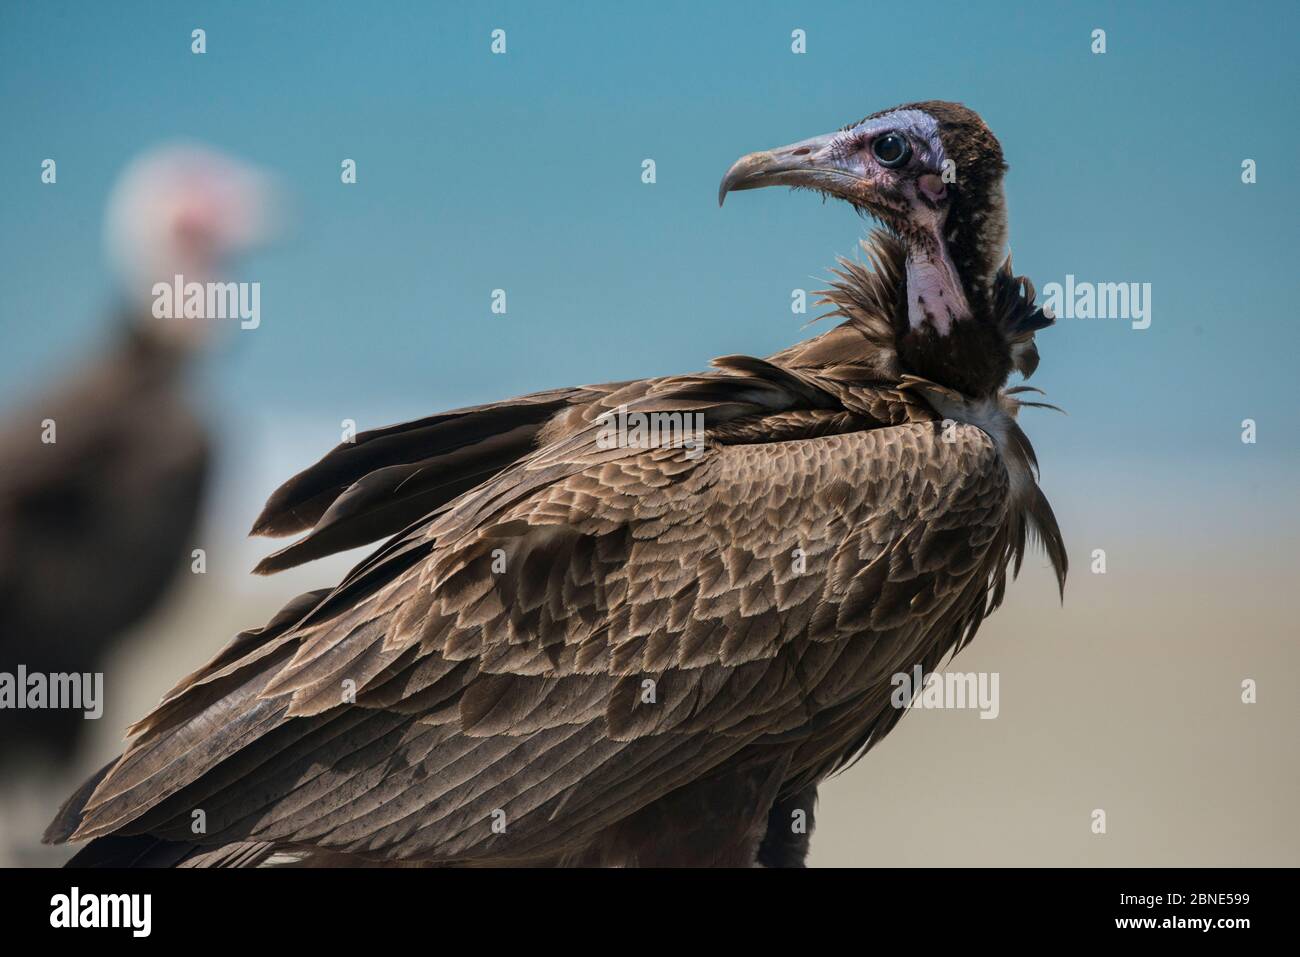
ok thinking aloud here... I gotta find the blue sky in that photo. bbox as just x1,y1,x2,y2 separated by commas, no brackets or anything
2,0,1297,559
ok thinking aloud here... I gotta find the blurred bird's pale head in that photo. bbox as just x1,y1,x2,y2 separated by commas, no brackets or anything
105,144,282,346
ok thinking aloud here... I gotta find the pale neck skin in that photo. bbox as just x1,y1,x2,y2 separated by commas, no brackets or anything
905,235,971,335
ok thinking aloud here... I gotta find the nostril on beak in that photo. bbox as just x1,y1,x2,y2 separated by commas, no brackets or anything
791,147,811,156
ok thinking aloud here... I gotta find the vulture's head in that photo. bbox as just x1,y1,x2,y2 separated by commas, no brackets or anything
719,100,1008,294
106,143,282,349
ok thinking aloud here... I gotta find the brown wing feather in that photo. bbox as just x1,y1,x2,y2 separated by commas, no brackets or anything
55,374,1017,864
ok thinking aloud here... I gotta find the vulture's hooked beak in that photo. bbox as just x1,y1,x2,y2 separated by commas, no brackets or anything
718,130,863,207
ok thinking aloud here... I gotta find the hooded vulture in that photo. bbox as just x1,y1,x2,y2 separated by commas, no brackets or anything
0,146,274,767
48,101,1066,867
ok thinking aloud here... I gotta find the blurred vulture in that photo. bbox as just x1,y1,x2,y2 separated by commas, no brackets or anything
0,146,275,767
50,102,1066,867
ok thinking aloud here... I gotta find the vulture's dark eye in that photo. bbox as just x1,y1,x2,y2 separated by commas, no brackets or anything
871,133,911,169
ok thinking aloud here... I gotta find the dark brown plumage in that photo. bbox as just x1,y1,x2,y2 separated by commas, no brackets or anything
48,101,1066,867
